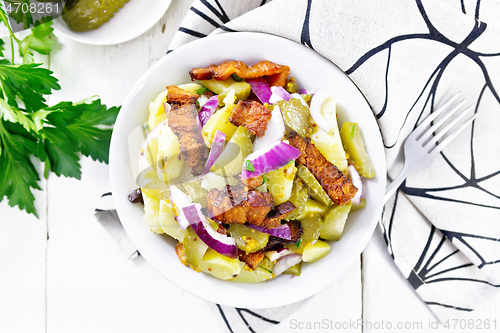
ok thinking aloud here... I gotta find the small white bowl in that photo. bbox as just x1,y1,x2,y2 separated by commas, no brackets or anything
110,32,386,308
52,0,172,45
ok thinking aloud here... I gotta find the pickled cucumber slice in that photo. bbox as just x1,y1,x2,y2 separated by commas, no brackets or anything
320,202,352,241
183,227,208,268
229,224,270,253
276,98,310,137
296,164,333,207
63,0,130,32
340,122,376,178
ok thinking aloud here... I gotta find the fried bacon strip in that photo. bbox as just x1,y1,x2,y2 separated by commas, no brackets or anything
229,100,272,137
166,85,199,107
288,131,357,205
167,103,206,176
189,60,291,87
260,201,296,230
207,185,274,225
239,175,264,189
237,249,265,270
262,220,303,251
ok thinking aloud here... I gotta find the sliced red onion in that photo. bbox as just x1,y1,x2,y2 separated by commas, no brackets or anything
291,93,309,108
246,223,291,240
271,86,292,101
241,141,301,179
273,254,302,276
163,102,171,116
204,130,226,174
247,78,272,104
299,88,307,94
348,165,363,205
309,89,336,133
199,95,218,127
182,204,237,258
265,249,296,262
169,184,193,229
252,105,285,152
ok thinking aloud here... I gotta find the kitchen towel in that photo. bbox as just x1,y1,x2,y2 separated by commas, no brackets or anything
96,0,500,329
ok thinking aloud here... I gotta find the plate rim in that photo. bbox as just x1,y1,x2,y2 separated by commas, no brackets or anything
109,31,387,308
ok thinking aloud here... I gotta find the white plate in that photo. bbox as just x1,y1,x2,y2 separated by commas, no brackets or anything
52,0,172,45
110,32,387,308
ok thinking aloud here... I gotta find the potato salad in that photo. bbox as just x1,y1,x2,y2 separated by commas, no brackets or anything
129,60,375,282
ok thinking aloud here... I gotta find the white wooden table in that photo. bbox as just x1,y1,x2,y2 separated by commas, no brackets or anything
1,1,499,332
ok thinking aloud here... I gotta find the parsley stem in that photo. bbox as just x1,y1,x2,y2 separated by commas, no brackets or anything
0,7,20,64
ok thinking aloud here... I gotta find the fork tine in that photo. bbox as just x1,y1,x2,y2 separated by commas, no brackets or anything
418,99,467,142
412,93,461,137
424,105,473,149
429,112,479,155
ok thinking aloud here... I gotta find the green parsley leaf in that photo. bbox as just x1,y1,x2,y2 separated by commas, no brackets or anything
244,159,254,172
0,120,41,216
262,174,269,185
349,124,356,141
0,63,60,111
0,12,120,217
260,267,273,274
195,86,208,95
231,73,243,82
20,20,55,62
42,126,82,179
5,0,33,30
296,239,302,248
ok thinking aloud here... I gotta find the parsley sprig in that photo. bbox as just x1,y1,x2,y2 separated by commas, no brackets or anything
0,5,119,217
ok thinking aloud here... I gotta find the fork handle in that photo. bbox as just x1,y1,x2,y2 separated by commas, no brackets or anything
384,163,412,204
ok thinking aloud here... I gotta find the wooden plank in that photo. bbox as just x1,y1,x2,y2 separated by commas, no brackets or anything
269,257,363,333
0,166,47,333
45,1,208,332
362,228,500,332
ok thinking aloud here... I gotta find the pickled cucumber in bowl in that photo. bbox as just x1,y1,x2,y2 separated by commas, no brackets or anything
62,0,130,32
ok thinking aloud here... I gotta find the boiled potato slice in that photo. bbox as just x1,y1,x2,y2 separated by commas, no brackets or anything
199,249,241,280
201,77,236,94
320,202,352,241
302,240,331,262
340,122,376,178
202,105,237,147
148,89,169,131
178,83,203,93
265,164,296,205
211,126,252,177
142,191,164,234
231,262,273,283
156,123,185,181
159,199,186,241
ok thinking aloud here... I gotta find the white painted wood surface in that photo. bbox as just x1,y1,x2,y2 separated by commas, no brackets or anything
1,0,499,332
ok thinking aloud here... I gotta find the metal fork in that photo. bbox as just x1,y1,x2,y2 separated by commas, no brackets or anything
384,93,479,203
